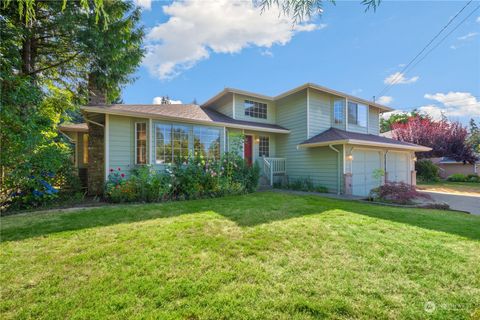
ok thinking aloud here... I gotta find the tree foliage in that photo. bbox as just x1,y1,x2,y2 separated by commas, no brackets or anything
1,0,144,208
257,0,382,22
380,110,427,133
468,118,480,154
392,116,478,164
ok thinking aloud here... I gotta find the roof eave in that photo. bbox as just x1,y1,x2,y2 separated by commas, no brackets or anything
298,138,432,152
275,83,393,112
202,88,274,107
81,106,290,134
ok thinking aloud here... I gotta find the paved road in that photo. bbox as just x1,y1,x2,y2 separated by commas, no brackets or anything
422,191,480,215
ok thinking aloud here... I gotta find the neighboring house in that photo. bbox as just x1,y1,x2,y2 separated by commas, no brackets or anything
75,83,430,196
430,157,478,178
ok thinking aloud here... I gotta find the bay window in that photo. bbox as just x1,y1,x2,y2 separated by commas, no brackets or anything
194,127,221,159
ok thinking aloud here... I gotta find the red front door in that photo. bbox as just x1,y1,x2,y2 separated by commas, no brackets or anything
244,135,253,166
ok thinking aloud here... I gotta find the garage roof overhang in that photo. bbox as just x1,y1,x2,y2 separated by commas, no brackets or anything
298,139,432,152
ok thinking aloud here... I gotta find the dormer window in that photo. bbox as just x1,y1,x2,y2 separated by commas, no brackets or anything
244,100,267,119
348,102,367,127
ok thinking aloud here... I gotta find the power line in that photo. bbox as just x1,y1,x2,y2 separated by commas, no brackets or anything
376,0,474,97
406,4,480,75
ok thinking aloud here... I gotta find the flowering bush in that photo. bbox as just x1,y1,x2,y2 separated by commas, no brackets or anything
369,182,431,205
104,152,260,203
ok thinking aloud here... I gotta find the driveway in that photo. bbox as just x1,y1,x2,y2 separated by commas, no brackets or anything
422,191,480,215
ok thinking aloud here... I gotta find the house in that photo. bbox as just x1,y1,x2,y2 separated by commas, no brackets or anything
68,83,430,197
430,157,478,178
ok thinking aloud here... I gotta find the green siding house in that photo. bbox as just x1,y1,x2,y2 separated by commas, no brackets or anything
66,83,430,196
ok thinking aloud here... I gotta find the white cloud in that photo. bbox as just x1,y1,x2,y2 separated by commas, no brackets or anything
377,96,393,105
458,32,478,41
152,97,182,104
476,16,480,23
384,72,419,85
418,92,480,120
143,0,322,79
134,0,151,10
261,49,274,57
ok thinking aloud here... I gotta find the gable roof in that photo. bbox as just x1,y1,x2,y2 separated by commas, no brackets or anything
202,83,393,112
81,104,289,133
299,128,431,152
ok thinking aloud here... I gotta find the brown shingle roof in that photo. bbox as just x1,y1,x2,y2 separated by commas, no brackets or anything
82,104,289,133
299,128,431,151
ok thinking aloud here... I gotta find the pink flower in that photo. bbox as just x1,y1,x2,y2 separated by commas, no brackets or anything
121,173,125,178
110,168,113,172
117,167,121,171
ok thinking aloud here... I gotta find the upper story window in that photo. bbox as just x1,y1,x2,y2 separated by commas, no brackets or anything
135,122,147,164
194,127,221,159
258,136,269,157
244,100,267,119
333,99,344,124
155,124,189,164
348,102,368,127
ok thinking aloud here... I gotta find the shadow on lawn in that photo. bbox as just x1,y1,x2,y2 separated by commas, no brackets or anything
2,192,479,242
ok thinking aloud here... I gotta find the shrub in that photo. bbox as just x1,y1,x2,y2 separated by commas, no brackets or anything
447,174,467,182
276,177,328,193
104,151,260,203
466,174,480,183
369,182,431,205
415,159,439,182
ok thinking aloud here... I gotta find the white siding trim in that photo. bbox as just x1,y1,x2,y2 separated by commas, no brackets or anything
306,87,310,138
105,114,109,181
345,97,349,131
232,93,236,119
149,118,153,164
223,127,227,153
366,106,370,134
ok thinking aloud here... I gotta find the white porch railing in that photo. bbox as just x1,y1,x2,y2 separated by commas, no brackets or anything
263,157,287,186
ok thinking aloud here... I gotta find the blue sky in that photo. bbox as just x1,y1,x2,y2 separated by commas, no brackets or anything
123,0,480,124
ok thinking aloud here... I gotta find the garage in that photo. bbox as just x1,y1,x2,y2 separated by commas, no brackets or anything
352,149,382,196
386,152,410,183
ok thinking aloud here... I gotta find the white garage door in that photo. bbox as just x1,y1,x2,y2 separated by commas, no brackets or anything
352,150,382,196
386,152,409,183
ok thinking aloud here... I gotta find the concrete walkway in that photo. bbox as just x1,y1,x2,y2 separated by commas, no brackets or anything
421,191,480,215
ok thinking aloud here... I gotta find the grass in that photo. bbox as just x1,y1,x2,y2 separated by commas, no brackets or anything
417,180,480,195
1,192,480,319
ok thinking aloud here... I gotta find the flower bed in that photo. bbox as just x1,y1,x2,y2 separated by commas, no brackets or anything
105,152,260,203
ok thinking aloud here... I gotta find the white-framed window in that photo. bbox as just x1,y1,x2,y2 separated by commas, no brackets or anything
333,99,344,124
244,100,267,119
135,122,147,164
259,136,269,157
348,102,368,127
193,126,221,159
155,124,189,164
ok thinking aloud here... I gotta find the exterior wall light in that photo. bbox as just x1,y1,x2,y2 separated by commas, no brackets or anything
413,156,417,161
347,154,354,161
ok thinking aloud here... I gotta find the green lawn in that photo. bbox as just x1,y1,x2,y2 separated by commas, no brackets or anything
2,192,479,319
417,181,480,194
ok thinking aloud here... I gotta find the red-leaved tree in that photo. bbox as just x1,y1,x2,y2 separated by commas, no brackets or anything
392,116,478,164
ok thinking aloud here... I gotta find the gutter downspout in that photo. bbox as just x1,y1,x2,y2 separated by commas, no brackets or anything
329,144,341,195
